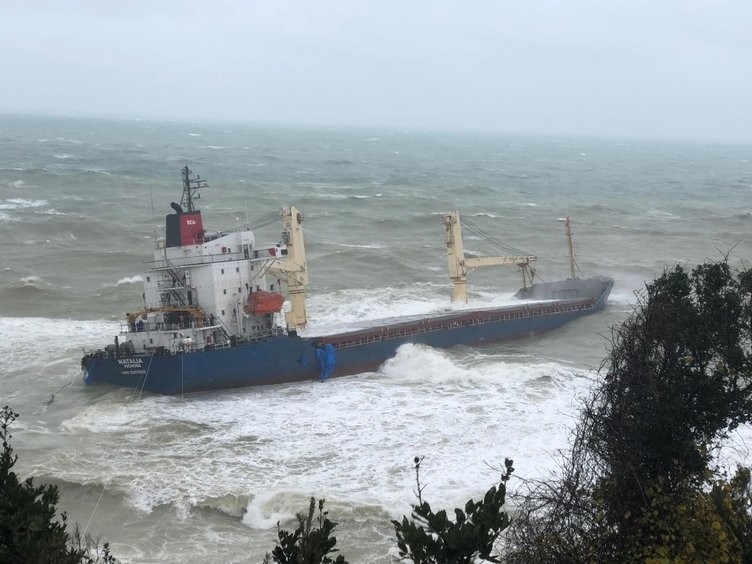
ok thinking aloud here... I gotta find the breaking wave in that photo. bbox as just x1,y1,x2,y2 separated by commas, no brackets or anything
115,275,144,286
0,198,48,210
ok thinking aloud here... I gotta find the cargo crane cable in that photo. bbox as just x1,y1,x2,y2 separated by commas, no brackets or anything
459,214,532,257
461,217,530,256
234,211,278,232
568,239,585,279
82,335,162,538
248,211,282,231
461,215,530,255
568,237,584,278
459,214,548,284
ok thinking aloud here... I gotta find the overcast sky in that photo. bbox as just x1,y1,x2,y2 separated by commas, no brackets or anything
2,1,751,142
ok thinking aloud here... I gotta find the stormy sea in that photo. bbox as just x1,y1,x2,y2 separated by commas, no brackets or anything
1,114,751,562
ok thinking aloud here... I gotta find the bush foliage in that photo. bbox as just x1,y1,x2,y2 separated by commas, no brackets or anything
0,405,114,564
505,261,752,562
264,497,347,564
392,456,514,563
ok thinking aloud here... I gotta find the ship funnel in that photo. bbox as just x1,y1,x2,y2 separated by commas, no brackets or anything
165,209,205,247
165,167,207,247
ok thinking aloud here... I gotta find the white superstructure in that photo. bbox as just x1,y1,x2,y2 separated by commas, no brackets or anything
115,167,307,357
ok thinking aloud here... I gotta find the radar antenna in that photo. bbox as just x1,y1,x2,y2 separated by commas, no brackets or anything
180,165,209,212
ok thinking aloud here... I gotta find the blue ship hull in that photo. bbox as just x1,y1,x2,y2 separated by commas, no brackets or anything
83,278,612,394
84,335,320,394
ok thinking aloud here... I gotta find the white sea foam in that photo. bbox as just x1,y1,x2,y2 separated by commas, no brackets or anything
315,193,348,200
299,285,520,337
0,198,48,210
327,242,385,250
188,133,202,137
608,289,639,308
46,347,596,521
0,317,118,372
297,182,338,189
243,490,314,528
19,275,44,286
647,208,680,220
54,153,74,159
115,275,144,286
33,305,748,531
301,287,449,335
191,493,249,519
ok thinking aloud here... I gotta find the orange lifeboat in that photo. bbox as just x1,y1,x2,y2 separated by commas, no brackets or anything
245,290,284,315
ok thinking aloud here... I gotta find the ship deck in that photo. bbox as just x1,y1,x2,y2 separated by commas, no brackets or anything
309,297,595,350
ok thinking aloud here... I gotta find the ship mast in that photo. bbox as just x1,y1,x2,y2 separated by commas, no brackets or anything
444,211,536,303
180,165,209,212
565,216,576,279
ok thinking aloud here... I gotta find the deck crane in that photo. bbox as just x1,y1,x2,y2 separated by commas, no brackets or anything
267,206,309,329
444,211,537,303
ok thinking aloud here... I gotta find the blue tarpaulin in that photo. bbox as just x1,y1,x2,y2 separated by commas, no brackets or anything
315,344,336,381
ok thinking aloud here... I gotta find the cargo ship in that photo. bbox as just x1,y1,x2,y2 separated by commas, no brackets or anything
81,167,613,394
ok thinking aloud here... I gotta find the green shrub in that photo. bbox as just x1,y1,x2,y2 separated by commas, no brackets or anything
0,406,114,564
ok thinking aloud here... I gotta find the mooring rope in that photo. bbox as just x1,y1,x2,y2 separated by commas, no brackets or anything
82,336,162,537
43,381,73,407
